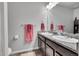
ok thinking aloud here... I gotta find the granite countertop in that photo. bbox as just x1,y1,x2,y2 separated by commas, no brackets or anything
39,32,78,43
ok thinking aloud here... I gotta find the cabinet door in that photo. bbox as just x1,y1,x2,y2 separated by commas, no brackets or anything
41,41,45,52
55,51,62,56
46,45,53,56
38,38,41,48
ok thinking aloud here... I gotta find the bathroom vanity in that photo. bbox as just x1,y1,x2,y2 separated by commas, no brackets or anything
38,32,79,56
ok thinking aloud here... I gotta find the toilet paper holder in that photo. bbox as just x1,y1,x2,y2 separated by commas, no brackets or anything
13,34,19,40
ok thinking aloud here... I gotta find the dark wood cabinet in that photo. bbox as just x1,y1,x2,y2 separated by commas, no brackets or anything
38,36,46,55
38,34,78,56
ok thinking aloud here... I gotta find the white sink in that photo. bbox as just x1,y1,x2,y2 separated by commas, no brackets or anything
52,35,78,43
52,35,67,39
40,32,52,36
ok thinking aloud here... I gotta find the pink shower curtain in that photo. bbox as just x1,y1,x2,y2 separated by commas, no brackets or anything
24,24,33,43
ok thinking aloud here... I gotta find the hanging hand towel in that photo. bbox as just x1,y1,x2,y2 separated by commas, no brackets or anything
41,22,45,32
58,24,64,32
50,23,54,31
24,24,33,43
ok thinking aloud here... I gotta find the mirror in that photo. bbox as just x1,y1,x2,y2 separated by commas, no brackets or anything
47,2,79,33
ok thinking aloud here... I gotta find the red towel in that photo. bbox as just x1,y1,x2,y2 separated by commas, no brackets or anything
58,24,64,32
50,23,54,31
41,23,45,32
24,24,33,43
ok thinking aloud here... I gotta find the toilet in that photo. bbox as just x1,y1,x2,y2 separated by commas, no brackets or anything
8,48,12,55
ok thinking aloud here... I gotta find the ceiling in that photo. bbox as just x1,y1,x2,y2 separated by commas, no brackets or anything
57,2,79,9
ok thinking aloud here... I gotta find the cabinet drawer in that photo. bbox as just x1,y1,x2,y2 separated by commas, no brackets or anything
38,35,45,42
46,39,77,56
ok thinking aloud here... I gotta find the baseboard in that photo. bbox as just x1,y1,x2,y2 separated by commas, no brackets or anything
10,47,39,55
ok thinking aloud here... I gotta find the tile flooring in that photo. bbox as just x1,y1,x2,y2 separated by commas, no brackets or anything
11,49,44,56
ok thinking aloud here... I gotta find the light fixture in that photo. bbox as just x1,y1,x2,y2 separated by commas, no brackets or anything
46,2,59,10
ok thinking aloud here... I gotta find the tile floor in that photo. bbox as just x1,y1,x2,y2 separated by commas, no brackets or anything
11,49,44,56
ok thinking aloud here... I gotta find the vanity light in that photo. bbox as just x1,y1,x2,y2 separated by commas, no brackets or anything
46,2,59,10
